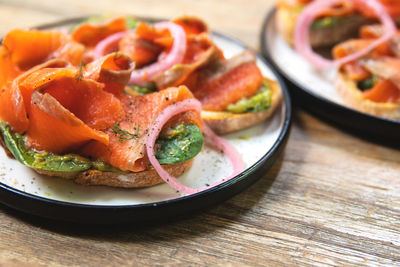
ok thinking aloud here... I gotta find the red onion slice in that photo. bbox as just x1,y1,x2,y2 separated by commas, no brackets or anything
294,0,396,69
129,21,187,85
93,31,131,59
146,99,245,195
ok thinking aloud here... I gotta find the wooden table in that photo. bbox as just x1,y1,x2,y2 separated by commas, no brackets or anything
1,0,399,266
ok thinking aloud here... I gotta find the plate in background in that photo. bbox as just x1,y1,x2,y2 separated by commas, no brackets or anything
261,9,400,141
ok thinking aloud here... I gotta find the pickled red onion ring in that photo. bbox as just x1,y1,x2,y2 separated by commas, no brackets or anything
146,98,245,195
93,31,130,59
129,21,187,85
294,0,396,69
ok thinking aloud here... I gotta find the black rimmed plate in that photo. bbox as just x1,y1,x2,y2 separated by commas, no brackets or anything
261,9,400,141
0,17,291,224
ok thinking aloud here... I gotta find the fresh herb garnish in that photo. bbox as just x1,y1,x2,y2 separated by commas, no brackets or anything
112,122,140,142
357,75,379,91
76,61,86,81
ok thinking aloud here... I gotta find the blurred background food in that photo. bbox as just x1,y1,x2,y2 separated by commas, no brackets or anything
0,0,274,49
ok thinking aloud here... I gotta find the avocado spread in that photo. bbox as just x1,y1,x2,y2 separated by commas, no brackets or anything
0,122,92,172
125,83,157,95
311,15,356,30
227,81,272,113
155,124,204,164
0,122,203,173
292,5,349,30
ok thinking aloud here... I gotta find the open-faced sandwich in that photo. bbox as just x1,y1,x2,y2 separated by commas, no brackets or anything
277,0,400,48
333,24,400,118
1,15,281,193
0,27,205,189
283,0,400,119
91,16,282,134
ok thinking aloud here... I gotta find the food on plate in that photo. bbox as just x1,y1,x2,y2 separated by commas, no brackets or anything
92,16,282,134
0,16,257,193
180,51,281,134
277,0,370,48
333,24,400,118
0,27,204,189
293,0,397,69
277,0,400,48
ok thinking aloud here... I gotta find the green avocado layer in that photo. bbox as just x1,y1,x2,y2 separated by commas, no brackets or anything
227,82,272,113
311,15,357,30
290,5,351,30
0,122,203,173
0,122,92,172
126,83,157,95
155,124,204,164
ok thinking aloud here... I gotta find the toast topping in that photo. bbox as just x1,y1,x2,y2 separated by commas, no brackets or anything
334,24,400,103
294,0,396,69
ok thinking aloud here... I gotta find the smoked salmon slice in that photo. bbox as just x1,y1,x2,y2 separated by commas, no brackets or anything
0,46,21,90
0,59,69,134
26,90,110,153
333,37,395,80
333,39,379,59
83,52,135,95
2,29,84,69
119,22,172,68
0,28,85,92
182,51,263,111
72,17,127,47
362,78,400,102
21,67,124,126
0,67,127,153
153,34,221,89
81,86,201,172
3,29,66,70
0,81,27,134
360,57,400,88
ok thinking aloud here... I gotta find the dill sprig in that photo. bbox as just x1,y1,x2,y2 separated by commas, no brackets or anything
75,61,86,81
111,122,140,142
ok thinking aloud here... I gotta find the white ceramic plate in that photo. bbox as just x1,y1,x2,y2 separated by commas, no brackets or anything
0,17,291,223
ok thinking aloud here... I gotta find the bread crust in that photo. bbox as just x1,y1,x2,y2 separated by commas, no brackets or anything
35,159,193,188
202,77,282,135
276,7,371,48
336,73,400,119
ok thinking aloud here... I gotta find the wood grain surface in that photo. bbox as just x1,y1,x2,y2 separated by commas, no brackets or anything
0,0,399,266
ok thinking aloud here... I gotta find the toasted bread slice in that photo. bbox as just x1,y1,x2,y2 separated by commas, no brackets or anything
202,77,282,135
336,72,400,119
0,130,194,188
34,159,193,188
276,7,371,48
